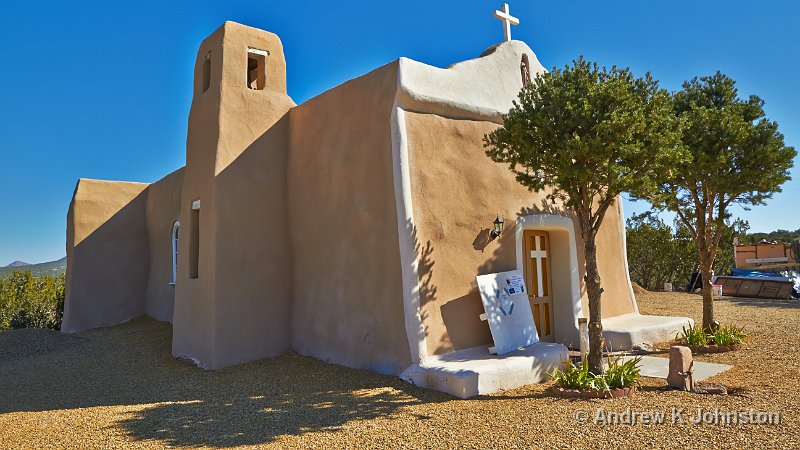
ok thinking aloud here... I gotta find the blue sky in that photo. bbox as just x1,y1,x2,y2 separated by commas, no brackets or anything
1,0,798,264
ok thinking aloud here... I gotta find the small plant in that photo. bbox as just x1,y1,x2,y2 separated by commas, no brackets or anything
711,324,747,346
677,322,747,348
604,355,642,389
549,356,640,392
549,359,595,390
677,323,709,347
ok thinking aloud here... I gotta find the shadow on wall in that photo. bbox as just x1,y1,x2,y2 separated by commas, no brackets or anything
421,199,576,356
437,224,520,353
208,113,293,363
0,318,450,447
64,186,150,333
404,218,436,355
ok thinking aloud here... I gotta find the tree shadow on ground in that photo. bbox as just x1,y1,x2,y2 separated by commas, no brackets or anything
0,318,452,447
116,379,427,447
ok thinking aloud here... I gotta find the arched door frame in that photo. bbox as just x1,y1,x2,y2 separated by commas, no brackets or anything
515,214,583,345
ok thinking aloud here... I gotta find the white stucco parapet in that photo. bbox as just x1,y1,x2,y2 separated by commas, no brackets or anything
395,40,546,123
391,40,547,367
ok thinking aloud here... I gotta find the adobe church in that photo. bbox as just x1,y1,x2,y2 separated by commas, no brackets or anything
63,16,689,397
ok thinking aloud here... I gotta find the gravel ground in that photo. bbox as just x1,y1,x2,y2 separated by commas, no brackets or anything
1,292,798,449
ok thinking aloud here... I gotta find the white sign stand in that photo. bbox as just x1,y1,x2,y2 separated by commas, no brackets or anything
477,270,539,355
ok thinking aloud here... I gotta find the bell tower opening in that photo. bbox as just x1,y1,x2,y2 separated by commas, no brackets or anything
247,47,269,90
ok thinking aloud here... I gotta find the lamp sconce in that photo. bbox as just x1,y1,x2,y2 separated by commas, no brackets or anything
490,215,505,239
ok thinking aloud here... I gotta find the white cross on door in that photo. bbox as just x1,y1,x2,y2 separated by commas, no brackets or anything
530,235,547,297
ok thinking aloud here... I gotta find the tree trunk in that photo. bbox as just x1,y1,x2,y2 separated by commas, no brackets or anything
698,250,715,330
584,236,605,375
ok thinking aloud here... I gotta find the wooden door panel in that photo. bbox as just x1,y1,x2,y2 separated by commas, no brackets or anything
523,230,554,342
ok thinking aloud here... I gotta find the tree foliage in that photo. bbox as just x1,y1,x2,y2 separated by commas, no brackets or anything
626,213,748,290
645,72,796,328
0,271,65,331
741,228,800,245
626,213,690,290
485,57,684,374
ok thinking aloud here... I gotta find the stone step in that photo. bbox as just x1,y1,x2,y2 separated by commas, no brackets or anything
400,342,568,399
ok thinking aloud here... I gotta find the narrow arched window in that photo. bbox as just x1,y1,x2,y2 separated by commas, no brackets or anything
171,221,180,285
202,52,211,93
520,54,532,87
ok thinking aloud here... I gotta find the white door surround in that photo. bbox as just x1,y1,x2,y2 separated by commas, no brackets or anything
515,214,584,346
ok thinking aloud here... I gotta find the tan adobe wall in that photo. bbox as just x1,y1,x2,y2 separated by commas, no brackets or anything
404,112,636,355
172,22,295,369
63,179,150,333
171,25,225,367
212,113,293,368
144,167,184,323
287,60,413,375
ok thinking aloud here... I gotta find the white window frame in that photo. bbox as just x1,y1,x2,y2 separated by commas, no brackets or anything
170,220,180,285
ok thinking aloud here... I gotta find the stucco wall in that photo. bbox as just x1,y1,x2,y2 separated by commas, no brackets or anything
594,201,638,317
171,25,224,367
212,112,293,368
287,61,412,375
404,112,636,355
144,168,184,323
63,179,150,333
172,22,295,369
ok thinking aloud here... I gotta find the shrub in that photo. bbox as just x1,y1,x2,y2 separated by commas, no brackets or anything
0,271,65,331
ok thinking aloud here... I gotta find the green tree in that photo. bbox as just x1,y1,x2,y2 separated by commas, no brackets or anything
714,218,750,276
744,228,800,245
485,58,683,374
626,213,676,290
0,271,65,331
673,217,748,290
647,72,796,329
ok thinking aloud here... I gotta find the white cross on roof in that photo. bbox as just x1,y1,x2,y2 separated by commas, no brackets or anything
493,3,520,42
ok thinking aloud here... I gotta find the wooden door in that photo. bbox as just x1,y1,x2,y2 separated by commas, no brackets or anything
523,230,554,342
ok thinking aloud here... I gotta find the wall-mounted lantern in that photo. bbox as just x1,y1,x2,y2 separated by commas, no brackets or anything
490,215,505,239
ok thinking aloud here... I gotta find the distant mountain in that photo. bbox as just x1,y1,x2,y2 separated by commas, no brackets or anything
5,261,30,267
0,257,67,278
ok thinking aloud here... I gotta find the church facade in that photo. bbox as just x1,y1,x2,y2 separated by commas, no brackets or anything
63,22,688,385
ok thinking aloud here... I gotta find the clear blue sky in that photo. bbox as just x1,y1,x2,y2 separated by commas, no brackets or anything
1,0,798,264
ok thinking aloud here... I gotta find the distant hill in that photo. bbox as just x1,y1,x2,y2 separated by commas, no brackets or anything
5,261,30,267
0,257,67,278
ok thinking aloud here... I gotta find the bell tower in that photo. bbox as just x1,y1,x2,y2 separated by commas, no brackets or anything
173,21,295,369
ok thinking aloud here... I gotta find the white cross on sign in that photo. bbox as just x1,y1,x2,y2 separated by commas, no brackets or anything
493,3,520,42
530,235,547,297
